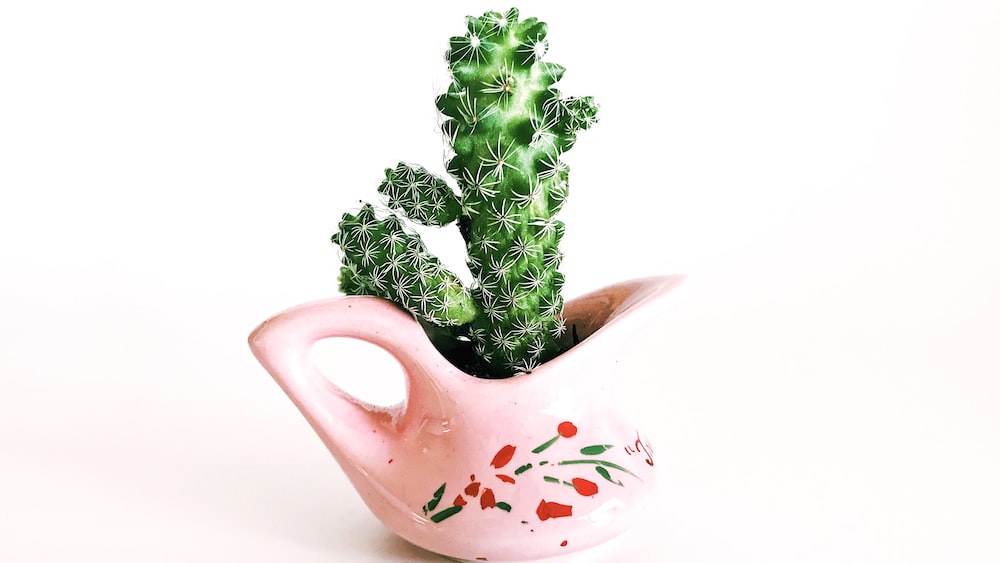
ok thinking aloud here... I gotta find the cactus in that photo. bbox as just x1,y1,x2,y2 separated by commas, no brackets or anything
332,8,598,378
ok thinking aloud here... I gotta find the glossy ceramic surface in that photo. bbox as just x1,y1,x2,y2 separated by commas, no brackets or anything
249,275,687,562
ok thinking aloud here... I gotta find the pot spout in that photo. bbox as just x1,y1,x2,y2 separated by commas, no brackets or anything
561,275,689,346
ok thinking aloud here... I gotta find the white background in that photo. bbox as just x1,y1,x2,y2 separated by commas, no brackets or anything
2,1,998,561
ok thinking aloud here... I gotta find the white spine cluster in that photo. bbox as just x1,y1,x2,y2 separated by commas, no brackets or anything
378,163,460,227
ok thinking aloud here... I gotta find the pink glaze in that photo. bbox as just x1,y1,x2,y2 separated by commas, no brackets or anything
249,275,687,562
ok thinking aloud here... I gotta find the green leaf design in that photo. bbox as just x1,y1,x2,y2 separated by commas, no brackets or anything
430,505,463,523
580,444,614,455
422,483,446,514
514,463,533,475
596,465,624,486
496,502,512,512
543,475,560,483
558,459,641,479
532,435,560,453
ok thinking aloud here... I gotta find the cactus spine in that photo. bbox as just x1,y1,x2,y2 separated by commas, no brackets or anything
333,8,597,378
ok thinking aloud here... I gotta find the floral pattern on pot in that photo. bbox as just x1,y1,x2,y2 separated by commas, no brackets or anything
420,421,652,523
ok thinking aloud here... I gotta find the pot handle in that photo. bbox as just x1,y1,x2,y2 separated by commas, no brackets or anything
248,296,438,466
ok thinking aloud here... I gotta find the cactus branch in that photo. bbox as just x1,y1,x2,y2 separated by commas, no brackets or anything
333,204,478,326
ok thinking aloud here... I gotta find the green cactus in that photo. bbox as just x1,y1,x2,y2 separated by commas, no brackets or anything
332,8,598,378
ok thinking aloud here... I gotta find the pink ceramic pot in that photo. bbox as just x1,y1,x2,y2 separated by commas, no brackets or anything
249,275,687,562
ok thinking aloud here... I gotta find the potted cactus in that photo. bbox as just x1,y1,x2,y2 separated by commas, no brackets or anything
331,8,598,379
250,8,686,561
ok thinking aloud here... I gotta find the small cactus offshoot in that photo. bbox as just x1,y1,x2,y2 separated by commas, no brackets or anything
332,8,598,378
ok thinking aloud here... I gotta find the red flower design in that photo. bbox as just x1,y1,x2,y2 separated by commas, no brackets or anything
422,418,644,526
480,488,496,509
557,421,578,438
491,444,516,469
571,477,598,496
465,481,481,497
536,499,573,521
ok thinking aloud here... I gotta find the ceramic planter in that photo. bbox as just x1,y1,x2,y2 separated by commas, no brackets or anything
249,275,686,562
